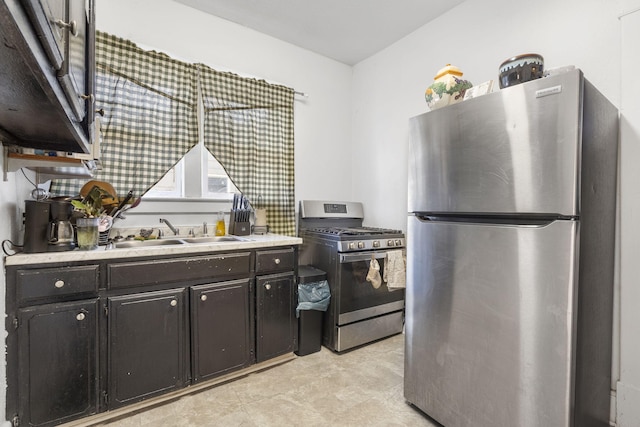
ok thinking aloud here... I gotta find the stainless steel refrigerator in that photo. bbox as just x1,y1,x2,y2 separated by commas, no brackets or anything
404,69,618,427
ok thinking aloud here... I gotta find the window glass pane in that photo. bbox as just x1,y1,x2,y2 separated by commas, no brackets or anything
154,168,178,192
207,176,228,193
144,160,183,197
207,151,237,197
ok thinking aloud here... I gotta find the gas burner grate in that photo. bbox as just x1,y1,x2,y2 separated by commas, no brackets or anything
307,226,402,236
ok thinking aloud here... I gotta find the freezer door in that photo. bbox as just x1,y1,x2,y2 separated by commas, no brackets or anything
404,215,579,427
408,70,583,217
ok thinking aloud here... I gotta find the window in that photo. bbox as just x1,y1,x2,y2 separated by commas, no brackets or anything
144,143,238,199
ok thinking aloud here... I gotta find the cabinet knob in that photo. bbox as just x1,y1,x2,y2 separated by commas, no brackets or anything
201,295,208,301
76,313,85,321
170,299,178,307
54,280,65,289
80,94,95,102
55,19,78,36
265,283,271,290
274,258,281,265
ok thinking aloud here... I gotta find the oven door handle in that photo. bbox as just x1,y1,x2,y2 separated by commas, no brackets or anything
339,252,388,264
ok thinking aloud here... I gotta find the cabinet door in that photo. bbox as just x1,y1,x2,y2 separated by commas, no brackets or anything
256,272,296,362
191,279,253,382
58,0,87,121
20,0,67,69
108,288,187,409
17,299,99,427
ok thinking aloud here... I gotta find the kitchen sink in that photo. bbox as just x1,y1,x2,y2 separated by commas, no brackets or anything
111,235,248,249
181,236,245,243
113,238,185,248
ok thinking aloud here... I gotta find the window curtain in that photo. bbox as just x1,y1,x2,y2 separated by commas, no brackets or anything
52,31,199,197
199,64,296,236
52,32,296,236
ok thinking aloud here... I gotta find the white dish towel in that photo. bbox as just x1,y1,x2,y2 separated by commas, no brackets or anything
384,250,406,290
366,257,382,289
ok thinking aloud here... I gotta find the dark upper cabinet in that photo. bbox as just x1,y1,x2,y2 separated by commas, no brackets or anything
0,0,95,153
107,289,188,409
190,279,254,382
59,0,88,121
19,0,66,70
17,299,99,427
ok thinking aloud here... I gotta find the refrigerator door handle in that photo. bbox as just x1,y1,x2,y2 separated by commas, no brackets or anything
414,213,574,227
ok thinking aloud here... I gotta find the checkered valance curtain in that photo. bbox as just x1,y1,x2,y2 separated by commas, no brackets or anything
199,65,296,236
53,31,199,197
53,32,296,235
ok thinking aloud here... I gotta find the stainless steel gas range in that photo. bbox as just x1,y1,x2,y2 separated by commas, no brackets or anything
298,200,405,352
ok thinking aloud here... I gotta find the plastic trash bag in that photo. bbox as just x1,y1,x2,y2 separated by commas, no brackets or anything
296,280,331,317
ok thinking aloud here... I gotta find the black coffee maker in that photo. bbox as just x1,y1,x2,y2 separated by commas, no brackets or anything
24,199,76,253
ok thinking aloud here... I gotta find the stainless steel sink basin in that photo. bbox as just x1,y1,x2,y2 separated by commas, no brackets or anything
111,235,248,249
181,236,245,243
114,238,185,248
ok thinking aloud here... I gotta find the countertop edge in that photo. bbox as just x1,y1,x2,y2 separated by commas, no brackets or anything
5,234,303,266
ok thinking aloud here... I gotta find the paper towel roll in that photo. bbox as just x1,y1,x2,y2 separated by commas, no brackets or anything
255,208,267,227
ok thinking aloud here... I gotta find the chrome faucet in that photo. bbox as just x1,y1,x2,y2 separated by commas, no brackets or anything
159,218,179,235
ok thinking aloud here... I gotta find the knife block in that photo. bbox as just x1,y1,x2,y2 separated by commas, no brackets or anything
229,217,251,236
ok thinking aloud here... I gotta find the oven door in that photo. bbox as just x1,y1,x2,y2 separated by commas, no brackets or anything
337,251,405,325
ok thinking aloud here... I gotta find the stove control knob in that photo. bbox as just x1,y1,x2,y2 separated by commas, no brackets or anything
388,240,395,247
349,242,356,250
395,239,402,246
373,240,380,248
358,241,365,249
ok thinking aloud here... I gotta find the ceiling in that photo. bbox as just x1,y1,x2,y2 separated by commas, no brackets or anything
172,0,465,65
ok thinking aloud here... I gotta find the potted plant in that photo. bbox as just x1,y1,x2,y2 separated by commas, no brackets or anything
71,185,107,218
71,185,108,250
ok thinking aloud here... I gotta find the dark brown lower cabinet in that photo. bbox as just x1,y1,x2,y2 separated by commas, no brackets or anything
256,272,296,362
6,245,298,426
107,288,188,409
17,299,99,427
191,279,253,382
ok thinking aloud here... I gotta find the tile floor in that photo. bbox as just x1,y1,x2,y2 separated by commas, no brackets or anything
97,333,441,426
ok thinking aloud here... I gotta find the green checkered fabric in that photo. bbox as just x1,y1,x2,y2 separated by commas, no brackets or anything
53,32,296,236
53,31,199,197
199,64,295,236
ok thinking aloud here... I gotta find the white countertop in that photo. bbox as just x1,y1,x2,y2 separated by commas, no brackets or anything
5,233,302,266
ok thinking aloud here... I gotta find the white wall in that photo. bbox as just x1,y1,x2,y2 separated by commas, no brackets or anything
617,1,640,425
97,0,354,206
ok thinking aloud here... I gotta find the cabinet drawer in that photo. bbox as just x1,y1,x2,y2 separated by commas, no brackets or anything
255,248,295,274
16,265,99,303
108,252,251,289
